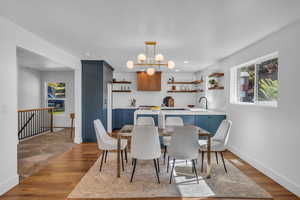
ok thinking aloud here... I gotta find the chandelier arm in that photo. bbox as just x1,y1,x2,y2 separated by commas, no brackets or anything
135,63,168,66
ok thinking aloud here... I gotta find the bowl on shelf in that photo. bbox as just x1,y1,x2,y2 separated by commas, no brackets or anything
187,105,195,108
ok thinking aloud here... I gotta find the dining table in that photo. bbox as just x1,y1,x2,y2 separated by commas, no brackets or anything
116,125,212,179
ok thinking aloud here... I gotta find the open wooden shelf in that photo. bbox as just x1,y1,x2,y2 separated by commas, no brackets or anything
167,90,203,93
112,90,132,93
167,80,203,84
208,73,224,78
112,81,132,84
208,86,224,90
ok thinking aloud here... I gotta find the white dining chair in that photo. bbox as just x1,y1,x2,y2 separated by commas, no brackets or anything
168,126,200,184
163,117,184,164
199,119,232,173
93,119,128,172
136,116,155,126
130,125,161,183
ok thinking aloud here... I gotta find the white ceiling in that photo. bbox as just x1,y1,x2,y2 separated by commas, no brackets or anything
17,47,72,71
2,0,300,72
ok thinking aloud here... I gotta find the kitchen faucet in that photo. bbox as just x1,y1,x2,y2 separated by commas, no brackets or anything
199,96,208,110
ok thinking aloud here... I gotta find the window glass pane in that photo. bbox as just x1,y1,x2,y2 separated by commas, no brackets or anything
257,58,278,102
238,65,255,103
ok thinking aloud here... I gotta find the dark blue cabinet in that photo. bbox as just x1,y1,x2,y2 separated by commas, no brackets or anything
165,115,195,125
82,60,114,142
207,115,226,134
136,114,159,126
195,115,209,131
112,109,136,130
195,115,226,135
165,114,226,136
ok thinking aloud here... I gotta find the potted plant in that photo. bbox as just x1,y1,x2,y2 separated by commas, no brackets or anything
209,79,218,88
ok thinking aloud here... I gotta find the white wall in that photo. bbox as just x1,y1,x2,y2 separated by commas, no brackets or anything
0,15,82,195
0,17,19,195
17,67,42,109
198,20,300,196
41,70,75,128
15,21,82,144
113,72,199,108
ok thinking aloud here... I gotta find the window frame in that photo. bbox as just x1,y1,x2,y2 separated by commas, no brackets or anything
230,52,279,108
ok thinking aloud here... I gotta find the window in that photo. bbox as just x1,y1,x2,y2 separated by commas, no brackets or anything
47,82,66,114
230,52,278,107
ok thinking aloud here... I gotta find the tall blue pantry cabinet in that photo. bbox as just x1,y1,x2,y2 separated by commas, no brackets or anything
81,60,113,142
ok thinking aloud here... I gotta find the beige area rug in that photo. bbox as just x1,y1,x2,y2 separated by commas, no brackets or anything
18,128,75,180
68,152,272,199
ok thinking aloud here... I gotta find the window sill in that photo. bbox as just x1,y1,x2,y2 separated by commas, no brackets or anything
230,101,278,108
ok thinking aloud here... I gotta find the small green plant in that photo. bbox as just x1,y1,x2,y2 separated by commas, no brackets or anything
209,79,218,87
259,79,278,101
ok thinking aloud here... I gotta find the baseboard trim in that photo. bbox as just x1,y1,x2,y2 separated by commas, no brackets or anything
0,174,19,195
228,145,300,197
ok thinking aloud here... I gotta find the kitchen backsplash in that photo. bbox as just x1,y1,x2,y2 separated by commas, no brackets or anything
112,72,199,108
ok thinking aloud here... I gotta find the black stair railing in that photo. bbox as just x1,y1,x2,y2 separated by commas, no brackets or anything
17,108,54,140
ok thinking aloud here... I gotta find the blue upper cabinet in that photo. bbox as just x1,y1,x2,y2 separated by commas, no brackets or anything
82,60,113,142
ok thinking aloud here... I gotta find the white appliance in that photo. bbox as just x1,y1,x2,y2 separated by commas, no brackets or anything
107,83,112,133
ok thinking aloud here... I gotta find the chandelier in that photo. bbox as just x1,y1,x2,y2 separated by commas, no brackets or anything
126,41,175,75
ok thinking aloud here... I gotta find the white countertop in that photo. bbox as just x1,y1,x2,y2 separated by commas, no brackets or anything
134,108,226,115
113,107,138,109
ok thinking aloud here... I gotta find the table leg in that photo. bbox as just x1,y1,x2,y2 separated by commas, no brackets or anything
206,135,212,178
117,137,121,177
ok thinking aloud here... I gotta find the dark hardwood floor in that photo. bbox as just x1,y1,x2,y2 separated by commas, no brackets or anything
1,142,299,200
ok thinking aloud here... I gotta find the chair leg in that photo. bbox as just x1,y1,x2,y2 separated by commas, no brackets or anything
192,159,199,184
220,152,227,173
130,159,137,182
104,150,108,163
153,159,160,184
163,146,167,165
125,147,128,163
192,160,194,173
99,150,105,172
169,158,176,184
167,156,170,173
201,151,204,172
215,152,219,164
121,150,124,171
157,158,160,173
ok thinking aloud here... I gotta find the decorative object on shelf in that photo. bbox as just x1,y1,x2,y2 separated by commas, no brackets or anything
209,79,218,88
172,85,176,91
126,41,175,75
208,72,224,90
130,98,136,107
163,96,174,107
187,105,195,108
